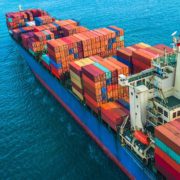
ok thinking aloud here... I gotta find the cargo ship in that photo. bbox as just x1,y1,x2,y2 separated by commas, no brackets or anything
5,7,180,180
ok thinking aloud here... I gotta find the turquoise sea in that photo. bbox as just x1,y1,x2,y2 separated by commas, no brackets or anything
0,0,180,179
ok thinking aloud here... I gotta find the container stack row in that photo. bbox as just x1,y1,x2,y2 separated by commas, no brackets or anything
69,58,94,101
116,43,174,74
69,57,130,130
69,56,129,112
33,19,83,38
46,26,124,78
12,26,35,41
154,118,180,180
90,56,129,102
13,19,88,56
73,26,124,58
6,9,47,29
82,64,107,113
47,36,84,78
34,15,54,26
116,43,150,74
101,102,129,132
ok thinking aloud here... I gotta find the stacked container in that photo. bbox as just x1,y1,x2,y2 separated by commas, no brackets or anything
154,44,174,54
27,37,46,55
12,26,35,41
132,48,159,73
62,25,88,36
34,15,53,26
69,58,94,101
55,19,78,27
154,119,180,180
73,26,124,58
116,43,150,74
82,64,106,113
30,9,47,17
89,56,129,102
21,32,34,49
41,54,51,70
34,19,80,38
6,11,27,29
69,56,129,105
6,9,47,29
116,47,134,73
46,25,125,75
89,56,117,101
47,36,83,76
105,57,129,101
101,102,129,132
132,44,174,73
34,30,54,41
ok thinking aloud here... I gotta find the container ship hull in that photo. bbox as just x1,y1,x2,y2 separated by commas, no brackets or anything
15,40,155,180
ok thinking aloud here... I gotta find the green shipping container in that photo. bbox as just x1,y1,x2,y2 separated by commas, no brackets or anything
29,49,38,57
120,36,124,41
93,62,111,79
41,54,50,65
155,138,180,164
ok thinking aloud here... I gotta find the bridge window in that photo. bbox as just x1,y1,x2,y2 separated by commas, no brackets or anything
158,107,163,114
164,111,168,117
178,111,180,116
173,112,176,118
158,117,163,123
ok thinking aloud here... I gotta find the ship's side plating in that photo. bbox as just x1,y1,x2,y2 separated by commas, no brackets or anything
16,41,156,180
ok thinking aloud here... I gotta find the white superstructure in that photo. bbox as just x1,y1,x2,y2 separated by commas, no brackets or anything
174,36,180,99
118,35,180,162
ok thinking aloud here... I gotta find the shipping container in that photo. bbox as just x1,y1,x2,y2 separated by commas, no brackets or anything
155,154,180,180
155,138,180,164
154,44,174,54
101,102,129,132
155,147,180,173
35,15,53,26
155,118,180,154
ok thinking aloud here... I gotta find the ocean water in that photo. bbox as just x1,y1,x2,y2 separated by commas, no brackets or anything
0,0,180,179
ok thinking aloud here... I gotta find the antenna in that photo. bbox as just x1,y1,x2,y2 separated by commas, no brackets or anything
18,5,23,11
164,48,167,65
171,31,177,37
171,31,178,51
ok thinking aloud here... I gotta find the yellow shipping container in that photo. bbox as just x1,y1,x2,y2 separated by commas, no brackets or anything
138,42,151,48
72,87,84,101
71,77,83,89
75,58,93,67
70,70,81,82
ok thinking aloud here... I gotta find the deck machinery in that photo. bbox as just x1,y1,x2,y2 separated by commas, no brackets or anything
118,34,180,164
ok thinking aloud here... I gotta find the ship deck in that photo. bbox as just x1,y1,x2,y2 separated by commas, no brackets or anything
155,96,180,109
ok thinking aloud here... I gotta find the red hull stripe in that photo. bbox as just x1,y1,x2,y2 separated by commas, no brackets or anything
32,70,134,180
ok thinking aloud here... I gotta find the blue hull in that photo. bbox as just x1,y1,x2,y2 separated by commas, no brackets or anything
16,42,156,180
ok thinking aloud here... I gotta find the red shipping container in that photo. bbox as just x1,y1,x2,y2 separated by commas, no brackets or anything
101,102,129,132
82,64,105,82
154,44,174,54
41,61,50,71
50,64,62,79
116,47,133,62
155,147,180,173
155,154,180,180
155,118,180,154
84,92,101,114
